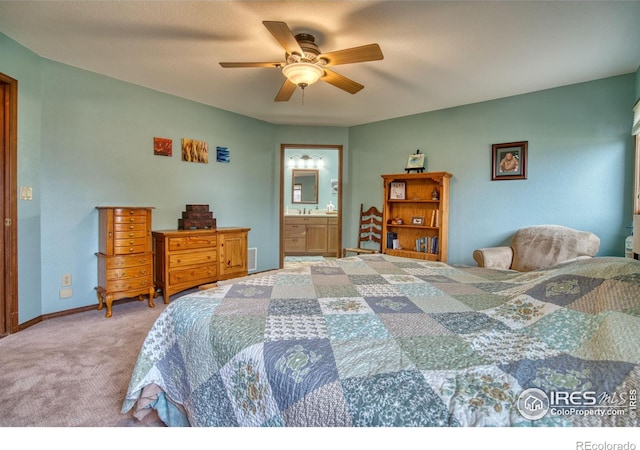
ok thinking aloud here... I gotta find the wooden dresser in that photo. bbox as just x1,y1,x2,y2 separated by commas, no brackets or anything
95,206,156,318
152,227,250,301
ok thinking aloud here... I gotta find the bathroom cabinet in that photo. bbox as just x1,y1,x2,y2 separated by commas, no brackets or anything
283,216,338,257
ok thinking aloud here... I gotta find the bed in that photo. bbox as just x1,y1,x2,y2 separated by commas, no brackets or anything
122,254,640,427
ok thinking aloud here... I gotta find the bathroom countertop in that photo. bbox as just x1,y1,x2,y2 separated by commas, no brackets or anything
284,213,338,217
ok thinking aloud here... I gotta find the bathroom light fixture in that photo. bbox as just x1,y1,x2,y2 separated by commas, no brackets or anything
288,154,324,168
282,62,324,89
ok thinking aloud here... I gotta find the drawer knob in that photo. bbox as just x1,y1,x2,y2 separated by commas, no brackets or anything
129,248,134,252
129,218,135,222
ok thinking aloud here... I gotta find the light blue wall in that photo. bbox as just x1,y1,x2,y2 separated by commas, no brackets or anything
2,32,637,323
348,75,636,265
37,59,280,315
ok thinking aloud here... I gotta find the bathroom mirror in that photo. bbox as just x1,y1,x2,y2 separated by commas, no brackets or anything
292,169,318,204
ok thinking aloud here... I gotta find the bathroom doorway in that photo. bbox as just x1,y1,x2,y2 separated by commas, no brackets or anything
279,144,342,268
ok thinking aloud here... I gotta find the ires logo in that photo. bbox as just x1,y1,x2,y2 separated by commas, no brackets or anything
550,391,599,406
517,388,634,420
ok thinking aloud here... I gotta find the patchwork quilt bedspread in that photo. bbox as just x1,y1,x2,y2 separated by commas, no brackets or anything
122,255,640,426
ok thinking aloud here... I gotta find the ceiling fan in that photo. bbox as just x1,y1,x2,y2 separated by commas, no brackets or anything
219,21,384,102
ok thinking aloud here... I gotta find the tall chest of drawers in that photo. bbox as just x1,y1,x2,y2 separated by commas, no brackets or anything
95,206,156,318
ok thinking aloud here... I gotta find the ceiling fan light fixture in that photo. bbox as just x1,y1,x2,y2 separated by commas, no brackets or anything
282,62,323,88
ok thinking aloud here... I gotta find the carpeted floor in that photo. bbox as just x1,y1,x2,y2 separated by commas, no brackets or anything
0,298,170,427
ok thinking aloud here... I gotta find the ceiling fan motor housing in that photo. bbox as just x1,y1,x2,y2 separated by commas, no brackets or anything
294,33,321,62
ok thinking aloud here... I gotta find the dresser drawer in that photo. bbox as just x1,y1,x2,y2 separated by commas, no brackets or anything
114,208,149,219
115,236,147,248
114,243,148,255
114,214,148,225
106,263,152,281
168,235,217,251
105,276,153,293
103,253,153,269
168,249,217,269
114,221,147,232
169,264,217,285
114,229,147,240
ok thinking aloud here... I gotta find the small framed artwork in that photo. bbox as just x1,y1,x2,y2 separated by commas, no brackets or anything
182,138,209,163
216,146,230,163
411,216,424,225
389,181,406,200
405,151,425,173
491,141,527,181
153,137,172,157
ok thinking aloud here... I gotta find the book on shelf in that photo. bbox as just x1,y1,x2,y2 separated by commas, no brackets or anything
386,232,397,250
415,236,438,254
429,210,439,227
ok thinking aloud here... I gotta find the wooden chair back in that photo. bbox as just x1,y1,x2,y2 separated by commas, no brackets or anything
342,204,383,257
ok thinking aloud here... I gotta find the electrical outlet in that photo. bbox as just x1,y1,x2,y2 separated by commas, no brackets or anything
62,273,72,286
59,288,72,299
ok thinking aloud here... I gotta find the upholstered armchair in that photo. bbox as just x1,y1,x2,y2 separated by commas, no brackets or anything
472,225,600,272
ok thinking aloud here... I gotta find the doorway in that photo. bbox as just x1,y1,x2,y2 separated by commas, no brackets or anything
0,72,18,337
279,144,342,268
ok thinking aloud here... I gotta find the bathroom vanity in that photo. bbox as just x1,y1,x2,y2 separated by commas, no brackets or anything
283,214,338,256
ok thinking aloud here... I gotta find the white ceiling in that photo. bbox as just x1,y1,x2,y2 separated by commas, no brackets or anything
0,1,639,127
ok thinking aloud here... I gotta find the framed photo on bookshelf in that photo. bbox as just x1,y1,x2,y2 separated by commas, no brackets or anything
389,181,406,199
411,216,424,225
406,152,425,169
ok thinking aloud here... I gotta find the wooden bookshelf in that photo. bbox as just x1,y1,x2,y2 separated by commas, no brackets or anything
381,172,452,262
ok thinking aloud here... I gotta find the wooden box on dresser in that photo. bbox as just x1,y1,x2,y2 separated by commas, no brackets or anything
381,172,452,262
95,206,156,318
152,227,250,301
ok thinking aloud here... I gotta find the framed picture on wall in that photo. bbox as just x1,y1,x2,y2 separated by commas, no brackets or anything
491,141,527,180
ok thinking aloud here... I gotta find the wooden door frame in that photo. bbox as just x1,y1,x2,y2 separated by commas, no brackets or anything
279,144,343,268
0,72,18,337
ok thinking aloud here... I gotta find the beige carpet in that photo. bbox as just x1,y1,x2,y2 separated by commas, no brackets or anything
0,298,169,427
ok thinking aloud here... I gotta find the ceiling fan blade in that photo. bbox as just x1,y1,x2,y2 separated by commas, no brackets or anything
321,69,364,95
319,44,384,66
263,21,304,56
220,62,283,68
275,79,297,102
